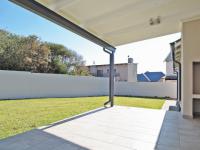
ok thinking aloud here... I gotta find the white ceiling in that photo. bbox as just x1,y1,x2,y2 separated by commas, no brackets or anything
36,0,200,46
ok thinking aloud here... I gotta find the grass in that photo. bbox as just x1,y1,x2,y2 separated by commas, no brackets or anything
0,96,165,139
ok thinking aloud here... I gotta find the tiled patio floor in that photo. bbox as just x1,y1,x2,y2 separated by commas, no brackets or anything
1,106,200,150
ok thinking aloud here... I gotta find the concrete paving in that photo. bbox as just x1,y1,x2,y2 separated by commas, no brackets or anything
162,100,177,110
1,106,200,150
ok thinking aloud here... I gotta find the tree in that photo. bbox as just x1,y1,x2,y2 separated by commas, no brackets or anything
0,31,50,72
0,30,25,71
46,42,90,75
22,35,50,73
65,51,90,75
0,29,90,75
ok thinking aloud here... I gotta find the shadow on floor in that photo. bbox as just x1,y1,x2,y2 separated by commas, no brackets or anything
41,107,108,130
0,107,109,150
0,129,89,150
2,106,200,150
154,110,180,150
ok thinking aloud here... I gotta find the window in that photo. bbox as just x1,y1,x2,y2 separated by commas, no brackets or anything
97,70,103,77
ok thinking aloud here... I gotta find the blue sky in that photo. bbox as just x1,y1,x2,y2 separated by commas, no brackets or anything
0,0,181,73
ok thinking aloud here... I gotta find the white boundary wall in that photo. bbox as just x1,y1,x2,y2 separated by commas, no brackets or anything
0,70,176,99
0,70,109,99
115,82,177,99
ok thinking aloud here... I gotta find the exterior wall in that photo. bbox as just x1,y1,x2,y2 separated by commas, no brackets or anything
89,63,137,82
0,70,176,99
88,64,137,82
89,66,97,76
93,65,111,77
115,82,177,99
165,80,177,83
166,61,174,75
182,18,200,117
128,63,137,82
115,64,128,81
0,70,109,99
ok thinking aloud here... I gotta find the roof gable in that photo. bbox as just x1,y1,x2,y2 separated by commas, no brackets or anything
137,74,149,82
164,51,173,62
145,71,165,82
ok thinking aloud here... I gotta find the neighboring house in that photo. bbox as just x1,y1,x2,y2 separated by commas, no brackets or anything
87,58,137,82
170,39,181,102
171,39,181,71
137,71,165,82
137,73,149,82
164,40,180,82
165,51,174,75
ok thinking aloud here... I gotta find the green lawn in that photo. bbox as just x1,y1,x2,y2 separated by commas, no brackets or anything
0,96,165,139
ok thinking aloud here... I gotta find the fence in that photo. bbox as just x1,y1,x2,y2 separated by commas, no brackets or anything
0,70,176,99
115,81,177,98
0,70,109,99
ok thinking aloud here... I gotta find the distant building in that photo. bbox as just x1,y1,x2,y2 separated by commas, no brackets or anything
137,71,165,82
164,41,180,82
87,58,137,82
165,51,174,75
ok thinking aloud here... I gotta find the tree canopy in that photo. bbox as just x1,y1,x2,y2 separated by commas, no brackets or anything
0,29,90,75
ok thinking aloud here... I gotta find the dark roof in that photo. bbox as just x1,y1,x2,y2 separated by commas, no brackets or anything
165,75,177,80
137,71,165,82
87,63,128,67
170,38,181,44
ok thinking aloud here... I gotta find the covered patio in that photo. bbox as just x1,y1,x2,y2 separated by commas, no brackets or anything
1,106,200,150
1,0,200,149
10,0,200,116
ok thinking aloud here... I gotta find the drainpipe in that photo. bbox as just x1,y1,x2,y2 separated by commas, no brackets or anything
175,61,181,111
175,71,179,100
103,48,115,107
170,43,181,111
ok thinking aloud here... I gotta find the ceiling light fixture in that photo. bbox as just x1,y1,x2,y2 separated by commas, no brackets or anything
149,16,161,26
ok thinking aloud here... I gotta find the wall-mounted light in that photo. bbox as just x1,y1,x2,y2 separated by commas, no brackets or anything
149,16,161,26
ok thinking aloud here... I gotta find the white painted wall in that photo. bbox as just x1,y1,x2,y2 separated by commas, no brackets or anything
166,61,174,75
0,70,109,99
115,82,177,98
182,18,200,118
127,63,137,82
0,70,176,99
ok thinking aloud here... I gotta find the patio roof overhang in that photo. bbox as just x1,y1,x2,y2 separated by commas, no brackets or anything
11,0,200,47
10,0,200,108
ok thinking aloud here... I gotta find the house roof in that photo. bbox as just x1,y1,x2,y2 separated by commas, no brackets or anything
137,71,165,82
87,63,127,67
137,74,149,82
171,39,181,64
13,0,200,47
169,38,181,72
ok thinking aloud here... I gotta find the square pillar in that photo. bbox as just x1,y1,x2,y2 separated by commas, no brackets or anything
182,18,200,118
